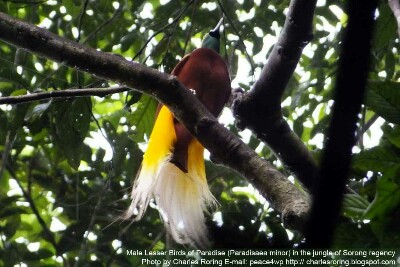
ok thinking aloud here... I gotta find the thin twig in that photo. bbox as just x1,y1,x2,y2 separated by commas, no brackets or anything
82,6,122,44
0,86,131,105
148,229,166,250
76,0,90,43
159,8,188,65
356,113,380,147
182,0,198,55
216,0,256,75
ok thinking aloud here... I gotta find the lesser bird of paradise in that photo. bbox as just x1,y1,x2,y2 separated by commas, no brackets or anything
125,19,231,248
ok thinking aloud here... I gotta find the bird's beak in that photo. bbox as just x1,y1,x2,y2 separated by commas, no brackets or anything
210,18,224,36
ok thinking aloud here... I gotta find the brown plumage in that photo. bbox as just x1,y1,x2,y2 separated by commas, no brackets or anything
170,48,231,173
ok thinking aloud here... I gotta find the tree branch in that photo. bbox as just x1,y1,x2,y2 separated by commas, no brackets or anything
232,0,318,191
389,0,400,38
0,86,130,104
0,11,310,231
305,0,378,248
356,113,380,148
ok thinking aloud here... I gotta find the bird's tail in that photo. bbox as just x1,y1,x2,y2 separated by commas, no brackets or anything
126,106,217,248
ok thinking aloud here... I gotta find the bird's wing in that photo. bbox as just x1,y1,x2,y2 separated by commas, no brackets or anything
171,54,191,76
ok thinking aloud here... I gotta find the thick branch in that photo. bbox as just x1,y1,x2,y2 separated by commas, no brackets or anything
0,86,130,104
305,0,377,248
0,12,310,230
232,0,318,191
389,0,400,38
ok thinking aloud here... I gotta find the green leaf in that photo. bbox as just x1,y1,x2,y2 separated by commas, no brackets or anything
352,146,400,176
125,91,142,108
51,98,91,169
0,109,8,144
370,210,400,247
128,94,157,142
0,69,30,90
24,100,52,123
342,193,370,219
385,50,395,80
363,175,400,219
121,32,141,53
385,125,400,149
0,206,28,219
23,249,53,261
8,103,29,137
102,119,143,178
10,89,27,96
333,221,379,248
0,169,10,194
2,215,21,239
264,218,290,247
364,81,400,124
57,223,86,254
243,0,254,12
293,117,304,137
373,3,397,50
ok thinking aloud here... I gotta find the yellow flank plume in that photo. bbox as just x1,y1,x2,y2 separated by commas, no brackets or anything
126,105,176,220
127,105,217,248
142,105,176,169
188,139,206,182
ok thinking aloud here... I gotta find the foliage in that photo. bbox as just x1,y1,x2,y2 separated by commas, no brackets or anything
0,0,399,265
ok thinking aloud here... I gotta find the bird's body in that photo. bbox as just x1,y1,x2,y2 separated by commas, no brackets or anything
170,48,231,172
126,21,231,247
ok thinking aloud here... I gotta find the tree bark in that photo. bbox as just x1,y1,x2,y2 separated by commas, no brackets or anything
305,0,378,248
0,86,129,104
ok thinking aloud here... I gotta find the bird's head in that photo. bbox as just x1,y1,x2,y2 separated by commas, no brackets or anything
201,18,223,53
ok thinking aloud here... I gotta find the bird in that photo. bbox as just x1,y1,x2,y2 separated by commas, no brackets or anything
125,19,231,248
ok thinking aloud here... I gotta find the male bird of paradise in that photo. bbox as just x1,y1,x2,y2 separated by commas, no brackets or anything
125,19,231,248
